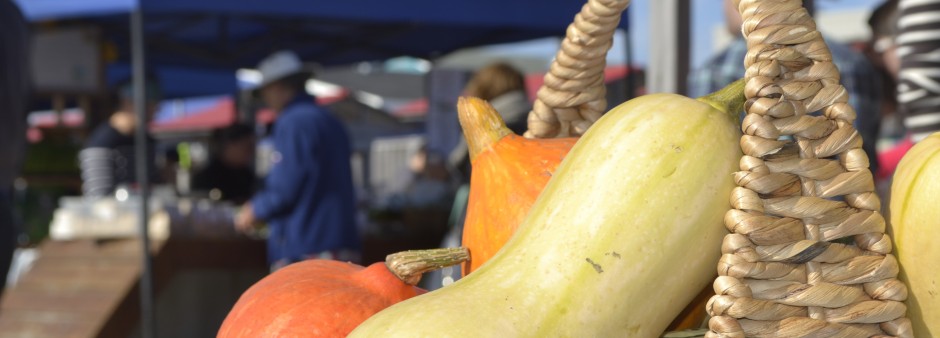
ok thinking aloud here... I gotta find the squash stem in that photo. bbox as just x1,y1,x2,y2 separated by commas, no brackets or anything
696,78,746,122
386,247,470,285
457,97,512,162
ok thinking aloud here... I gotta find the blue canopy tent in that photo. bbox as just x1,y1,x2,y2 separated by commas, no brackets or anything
18,0,627,70
104,63,238,99
13,1,631,336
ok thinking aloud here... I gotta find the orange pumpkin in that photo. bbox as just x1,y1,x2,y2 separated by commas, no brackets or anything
217,248,468,338
457,98,575,275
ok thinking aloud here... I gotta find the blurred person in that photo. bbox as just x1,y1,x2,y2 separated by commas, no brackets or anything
862,0,909,181
0,0,30,296
448,62,530,184
868,0,902,82
431,63,530,290
234,51,360,270
688,0,883,177
192,123,257,204
401,145,453,209
79,76,163,197
463,63,530,134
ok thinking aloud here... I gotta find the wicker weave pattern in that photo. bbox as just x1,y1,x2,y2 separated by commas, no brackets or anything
524,0,629,139
705,1,913,337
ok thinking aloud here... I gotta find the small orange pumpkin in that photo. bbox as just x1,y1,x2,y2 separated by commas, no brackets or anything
457,98,576,275
217,248,468,338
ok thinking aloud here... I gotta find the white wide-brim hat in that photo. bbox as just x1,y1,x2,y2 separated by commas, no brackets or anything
255,50,313,89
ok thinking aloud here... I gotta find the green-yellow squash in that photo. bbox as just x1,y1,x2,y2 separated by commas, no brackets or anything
349,80,745,337
890,132,940,336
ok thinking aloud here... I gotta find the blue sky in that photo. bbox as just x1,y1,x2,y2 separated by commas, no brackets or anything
650,0,887,68
483,0,888,70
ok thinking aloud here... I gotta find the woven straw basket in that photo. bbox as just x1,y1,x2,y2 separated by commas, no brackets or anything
524,0,629,139
527,0,913,337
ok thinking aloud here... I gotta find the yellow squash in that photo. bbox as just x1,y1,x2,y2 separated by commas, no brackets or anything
890,132,940,336
349,80,744,337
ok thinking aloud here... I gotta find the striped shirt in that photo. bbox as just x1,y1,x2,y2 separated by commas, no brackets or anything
79,123,158,197
898,0,940,142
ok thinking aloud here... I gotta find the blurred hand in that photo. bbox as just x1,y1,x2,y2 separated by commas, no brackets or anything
235,202,257,234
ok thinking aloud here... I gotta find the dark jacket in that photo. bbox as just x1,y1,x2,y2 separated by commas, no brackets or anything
0,0,30,297
192,159,256,204
251,95,360,264
0,0,30,188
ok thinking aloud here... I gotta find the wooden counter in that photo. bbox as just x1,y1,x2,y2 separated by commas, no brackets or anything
0,237,267,338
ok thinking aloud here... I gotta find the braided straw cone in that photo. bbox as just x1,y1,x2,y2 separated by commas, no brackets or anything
706,1,913,337
524,0,630,139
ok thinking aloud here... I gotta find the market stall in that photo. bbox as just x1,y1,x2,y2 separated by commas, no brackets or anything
8,1,634,337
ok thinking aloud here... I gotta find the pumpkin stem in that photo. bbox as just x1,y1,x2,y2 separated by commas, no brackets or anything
457,97,512,162
386,247,470,286
696,78,746,122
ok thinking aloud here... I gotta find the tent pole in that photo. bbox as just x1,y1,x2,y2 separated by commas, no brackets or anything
623,10,635,100
648,0,690,94
131,8,156,338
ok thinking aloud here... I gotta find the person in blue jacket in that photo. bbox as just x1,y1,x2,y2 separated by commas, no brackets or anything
235,51,361,270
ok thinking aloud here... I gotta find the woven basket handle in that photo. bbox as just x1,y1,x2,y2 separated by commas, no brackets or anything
706,1,912,337
524,0,630,139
